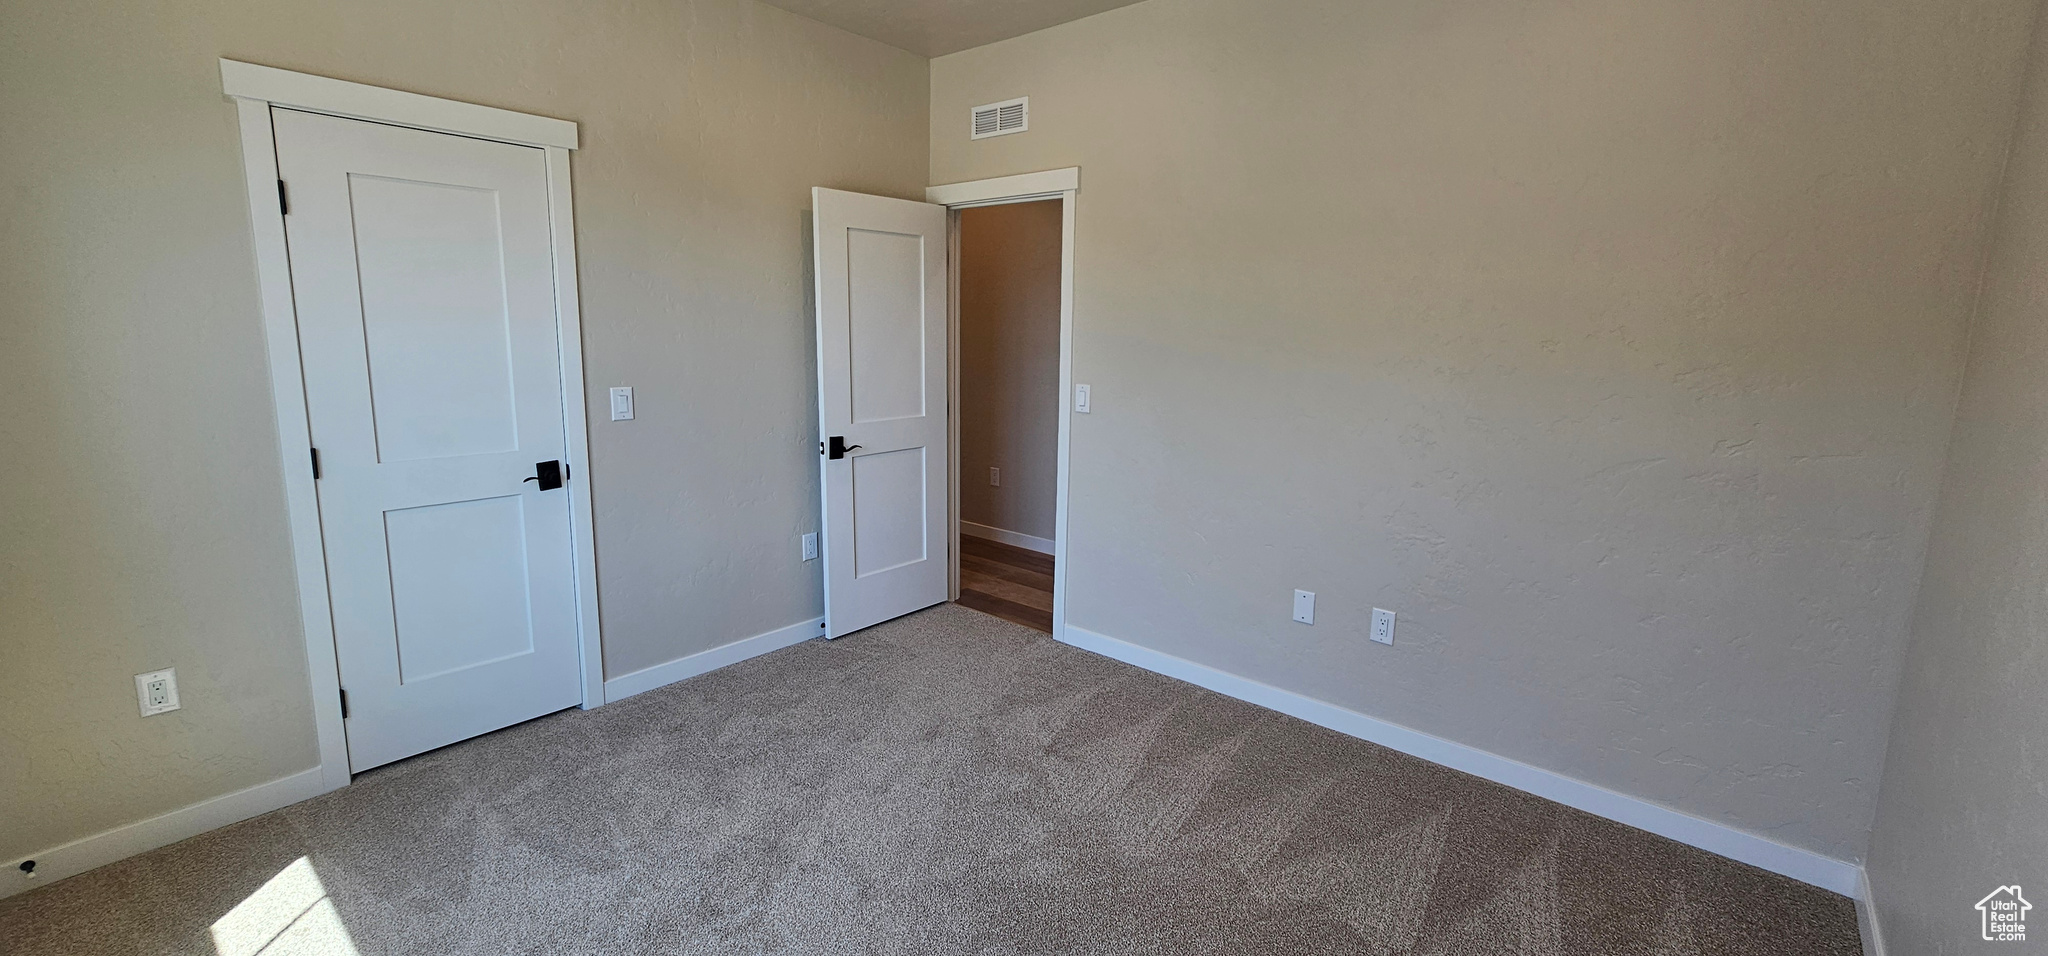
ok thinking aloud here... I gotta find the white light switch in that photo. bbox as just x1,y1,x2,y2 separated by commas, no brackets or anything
1075,384,1091,413
1292,590,1315,625
801,532,818,562
609,387,634,421
989,466,1001,487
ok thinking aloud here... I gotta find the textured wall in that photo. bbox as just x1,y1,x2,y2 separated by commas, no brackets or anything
0,0,925,860
1865,9,2048,950
959,200,1063,542
931,0,2035,860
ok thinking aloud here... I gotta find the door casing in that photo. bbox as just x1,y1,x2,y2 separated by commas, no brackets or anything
926,169,1080,644
223,60,602,793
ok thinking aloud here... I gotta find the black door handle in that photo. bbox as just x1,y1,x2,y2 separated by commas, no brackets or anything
826,436,862,460
524,459,564,490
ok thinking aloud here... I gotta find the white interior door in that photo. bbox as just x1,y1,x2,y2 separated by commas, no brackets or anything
276,109,583,771
813,188,951,638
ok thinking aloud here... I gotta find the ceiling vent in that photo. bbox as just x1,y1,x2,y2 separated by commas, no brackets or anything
971,97,1028,140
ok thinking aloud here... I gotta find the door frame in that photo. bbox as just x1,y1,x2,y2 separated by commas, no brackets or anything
926,168,1079,642
221,60,603,792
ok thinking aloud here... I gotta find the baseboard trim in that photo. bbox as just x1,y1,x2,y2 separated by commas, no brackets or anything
960,520,1054,555
1057,624,1863,898
1856,867,1887,956
603,616,824,703
5,766,331,899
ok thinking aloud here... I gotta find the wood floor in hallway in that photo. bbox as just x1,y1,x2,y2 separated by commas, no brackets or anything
956,534,1053,632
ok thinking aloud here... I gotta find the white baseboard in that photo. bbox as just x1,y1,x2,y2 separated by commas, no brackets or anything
960,520,1054,555
603,616,824,703
5,766,331,899
1856,867,1887,956
1057,624,1863,898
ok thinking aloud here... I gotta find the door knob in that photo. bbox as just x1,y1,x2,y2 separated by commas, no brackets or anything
524,459,564,490
826,436,862,460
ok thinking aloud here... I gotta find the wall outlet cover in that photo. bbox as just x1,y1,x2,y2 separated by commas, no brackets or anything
1371,608,1396,645
136,668,180,716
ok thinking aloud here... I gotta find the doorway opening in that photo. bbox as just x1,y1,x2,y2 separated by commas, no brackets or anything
952,200,1063,632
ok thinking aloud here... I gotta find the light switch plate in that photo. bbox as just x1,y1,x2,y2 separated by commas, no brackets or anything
609,386,634,421
989,466,1001,487
801,532,818,562
1292,590,1315,625
1075,384,1091,413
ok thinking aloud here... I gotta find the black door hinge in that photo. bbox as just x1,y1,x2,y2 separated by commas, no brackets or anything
310,447,322,480
277,179,290,215
338,688,349,719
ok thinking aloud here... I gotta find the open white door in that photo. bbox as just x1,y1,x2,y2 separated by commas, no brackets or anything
813,188,951,638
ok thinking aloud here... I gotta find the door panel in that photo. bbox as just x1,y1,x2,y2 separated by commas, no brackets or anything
847,228,929,424
385,495,536,683
275,108,582,771
350,174,521,463
851,447,929,577
814,188,950,638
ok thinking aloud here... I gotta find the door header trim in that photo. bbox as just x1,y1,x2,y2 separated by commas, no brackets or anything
926,167,1077,207
220,59,579,149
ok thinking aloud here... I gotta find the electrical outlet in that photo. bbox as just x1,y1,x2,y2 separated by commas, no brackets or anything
801,533,818,562
136,668,180,716
989,466,1001,487
1292,590,1315,625
609,386,634,421
1371,608,1396,645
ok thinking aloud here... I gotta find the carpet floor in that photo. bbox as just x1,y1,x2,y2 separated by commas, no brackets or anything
1,603,1861,955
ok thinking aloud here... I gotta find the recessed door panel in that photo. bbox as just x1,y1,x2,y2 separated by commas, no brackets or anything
847,228,927,424
852,447,928,577
350,175,519,464
385,495,535,682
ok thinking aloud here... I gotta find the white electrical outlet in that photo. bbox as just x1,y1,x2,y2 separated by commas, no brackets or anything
989,466,1001,487
1371,608,1396,645
801,532,818,562
136,668,180,716
1075,384,1092,413
1292,590,1315,625
609,386,634,421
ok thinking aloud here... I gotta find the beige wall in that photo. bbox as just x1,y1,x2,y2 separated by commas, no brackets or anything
931,0,2036,860
1865,9,2048,949
958,200,1063,542
0,0,925,861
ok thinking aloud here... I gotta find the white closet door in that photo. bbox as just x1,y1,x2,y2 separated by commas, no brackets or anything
276,108,581,771
812,187,951,638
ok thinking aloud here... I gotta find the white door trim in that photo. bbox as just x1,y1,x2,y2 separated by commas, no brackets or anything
223,61,602,794
927,167,1078,207
928,169,1079,642
220,60,578,149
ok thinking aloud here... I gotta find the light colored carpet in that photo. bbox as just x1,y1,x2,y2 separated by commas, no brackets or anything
1,603,1859,954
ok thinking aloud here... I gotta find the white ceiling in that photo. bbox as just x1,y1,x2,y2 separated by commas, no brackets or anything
757,0,1149,57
